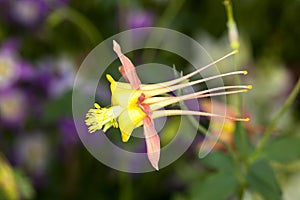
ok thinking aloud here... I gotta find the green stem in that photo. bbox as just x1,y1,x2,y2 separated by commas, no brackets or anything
224,0,234,22
156,0,186,27
141,0,185,62
118,172,132,200
46,7,103,44
256,78,300,153
237,184,246,200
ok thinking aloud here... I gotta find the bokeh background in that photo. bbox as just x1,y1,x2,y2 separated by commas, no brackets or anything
0,0,300,199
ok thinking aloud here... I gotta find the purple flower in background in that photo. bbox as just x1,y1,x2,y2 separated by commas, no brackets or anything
44,0,69,7
36,57,76,98
59,118,80,146
0,39,21,90
48,57,76,98
127,10,154,29
7,0,69,28
0,38,36,86
32,66,55,97
18,61,36,81
10,0,49,27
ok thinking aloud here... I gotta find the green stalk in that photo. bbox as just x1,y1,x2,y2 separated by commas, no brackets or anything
141,0,186,62
46,7,103,45
256,78,300,154
118,172,132,200
156,0,186,27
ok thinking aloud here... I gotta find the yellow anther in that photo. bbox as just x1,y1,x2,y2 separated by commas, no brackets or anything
94,103,100,109
85,105,119,133
243,71,248,75
247,85,253,89
233,49,239,54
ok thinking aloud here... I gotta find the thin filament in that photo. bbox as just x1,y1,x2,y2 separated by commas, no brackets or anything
143,70,247,97
149,86,250,110
141,50,238,90
152,110,250,121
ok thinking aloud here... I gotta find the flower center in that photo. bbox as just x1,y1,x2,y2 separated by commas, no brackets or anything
0,92,24,121
0,57,15,84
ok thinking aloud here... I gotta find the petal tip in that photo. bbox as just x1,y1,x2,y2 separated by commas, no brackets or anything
149,157,159,171
120,129,131,142
113,40,121,55
148,155,159,170
106,74,115,83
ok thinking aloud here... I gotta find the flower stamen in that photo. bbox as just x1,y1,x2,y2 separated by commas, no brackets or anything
152,110,250,122
142,70,248,97
148,85,252,110
140,50,238,90
85,103,123,133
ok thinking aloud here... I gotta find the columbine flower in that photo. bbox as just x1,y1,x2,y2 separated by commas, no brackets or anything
85,41,251,170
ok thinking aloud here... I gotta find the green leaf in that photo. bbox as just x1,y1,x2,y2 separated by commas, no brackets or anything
247,159,282,200
190,171,239,200
14,170,35,200
202,151,235,172
264,136,300,164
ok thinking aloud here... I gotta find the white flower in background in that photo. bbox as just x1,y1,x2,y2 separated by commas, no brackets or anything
15,133,50,175
0,89,26,125
0,54,19,90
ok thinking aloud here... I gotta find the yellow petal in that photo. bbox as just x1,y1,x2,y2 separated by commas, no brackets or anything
118,107,146,142
106,74,132,89
112,87,142,108
107,74,143,108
